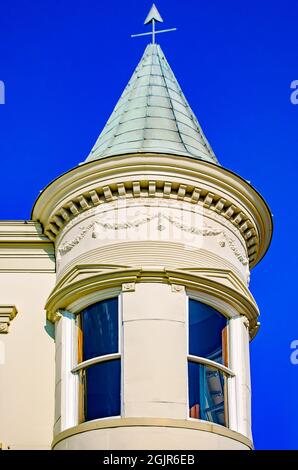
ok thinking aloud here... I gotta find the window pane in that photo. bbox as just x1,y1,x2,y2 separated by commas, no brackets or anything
84,359,121,421
189,299,226,362
81,298,118,360
188,361,226,426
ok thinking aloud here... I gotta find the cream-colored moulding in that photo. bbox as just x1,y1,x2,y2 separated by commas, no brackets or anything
52,418,253,450
0,305,17,334
45,267,259,337
0,221,55,330
32,153,272,339
32,154,272,268
0,221,55,273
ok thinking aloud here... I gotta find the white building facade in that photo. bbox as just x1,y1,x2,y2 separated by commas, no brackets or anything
0,32,272,450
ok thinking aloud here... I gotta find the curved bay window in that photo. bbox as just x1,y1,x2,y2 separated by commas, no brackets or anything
73,297,120,422
188,299,233,427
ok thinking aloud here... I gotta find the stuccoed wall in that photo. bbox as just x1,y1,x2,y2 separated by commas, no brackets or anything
122,283,187,420
0,222,55,449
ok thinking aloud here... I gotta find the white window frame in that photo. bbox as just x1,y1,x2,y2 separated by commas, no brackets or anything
186,291,235,429
68,287,122,424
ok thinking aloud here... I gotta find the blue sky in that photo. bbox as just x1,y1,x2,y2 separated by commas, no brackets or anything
0,0,297,449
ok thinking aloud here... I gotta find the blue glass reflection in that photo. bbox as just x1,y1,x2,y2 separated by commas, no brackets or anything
188,361,225,426
81,298,118,360
84,359,121,421
189,299,226,362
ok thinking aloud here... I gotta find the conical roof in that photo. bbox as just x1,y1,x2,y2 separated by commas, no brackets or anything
85,43,219,165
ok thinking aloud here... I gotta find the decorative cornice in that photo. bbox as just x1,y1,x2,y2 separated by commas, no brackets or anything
0,221,55,273
0,221,52,243
45,264,259,337
44,181,256,264
0,305,18,334
32,154,272,269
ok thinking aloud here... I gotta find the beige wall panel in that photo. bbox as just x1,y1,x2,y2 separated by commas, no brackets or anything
122,284,187,419
123,283,186,322
124,402,187,419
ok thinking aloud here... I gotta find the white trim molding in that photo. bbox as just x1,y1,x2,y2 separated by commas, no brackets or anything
66,287,121,315
45,265,259,338
228,315,252,440
55,310,78,432
72,353,121,374
0,221,55,273
187,355,235,377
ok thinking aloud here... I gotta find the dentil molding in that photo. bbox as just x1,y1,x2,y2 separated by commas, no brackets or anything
32,154,272,269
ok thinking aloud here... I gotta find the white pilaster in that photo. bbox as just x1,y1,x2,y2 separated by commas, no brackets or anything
229,315,252,440
122,283,188,419
55,311,78,433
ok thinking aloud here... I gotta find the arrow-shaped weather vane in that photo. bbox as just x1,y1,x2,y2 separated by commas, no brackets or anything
131,4,177,44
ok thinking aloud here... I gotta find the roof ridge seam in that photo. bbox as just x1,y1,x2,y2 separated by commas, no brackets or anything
155,45,189,155
158,46,217,162
141,44,155,149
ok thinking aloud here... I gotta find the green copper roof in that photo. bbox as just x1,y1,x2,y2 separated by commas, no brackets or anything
85,44,220,165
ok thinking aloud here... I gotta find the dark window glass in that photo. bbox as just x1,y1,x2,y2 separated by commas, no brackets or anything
81,298,118,360
188,361,226,426
189,299,226,362
84,359,121,421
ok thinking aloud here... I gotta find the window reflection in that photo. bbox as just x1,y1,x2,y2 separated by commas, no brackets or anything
188,362,226,426
189,299,226,363
78,297,120,422
188,299,228,426
81,297,118,360
83,359,121,421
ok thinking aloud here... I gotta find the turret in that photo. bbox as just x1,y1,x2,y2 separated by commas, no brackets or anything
32,5,272,450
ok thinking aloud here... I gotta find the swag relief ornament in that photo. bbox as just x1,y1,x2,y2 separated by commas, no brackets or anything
57,209,249,267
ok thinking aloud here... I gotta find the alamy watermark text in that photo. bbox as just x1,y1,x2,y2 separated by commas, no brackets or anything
290,80,298,104
290,340,298,365
0,80,5,104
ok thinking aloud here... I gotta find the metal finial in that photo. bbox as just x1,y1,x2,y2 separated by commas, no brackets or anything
144,4,163,25
131,4,177,44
